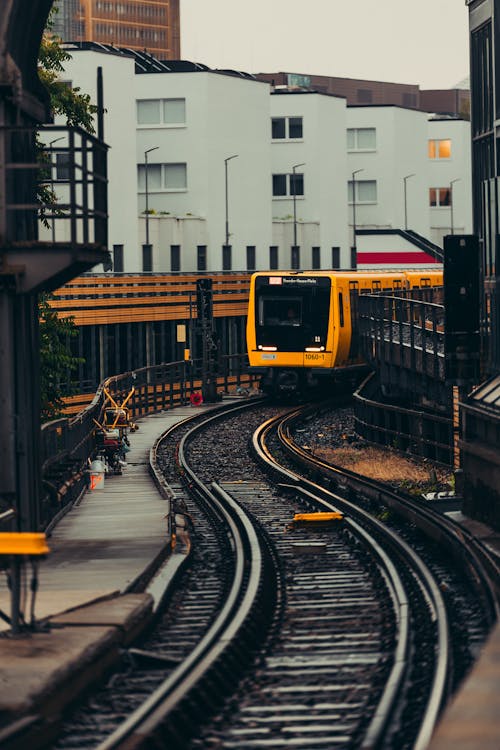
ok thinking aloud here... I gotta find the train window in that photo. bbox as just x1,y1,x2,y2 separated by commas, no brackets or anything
338,293,344,327
421,278,431,287
372,280,381,290
349,280,359,290
258,296,302,326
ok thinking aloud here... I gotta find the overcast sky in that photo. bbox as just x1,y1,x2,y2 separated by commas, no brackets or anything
180,0,469,90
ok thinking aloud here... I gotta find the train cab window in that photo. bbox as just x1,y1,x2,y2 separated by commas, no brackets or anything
258,297,302,327
349,280,359,291
338,293,344,327
371,280,381,291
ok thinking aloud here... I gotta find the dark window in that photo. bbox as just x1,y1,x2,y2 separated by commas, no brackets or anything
246,245,256,271
271,117,286,139
170,244,180,272
269,246,279,269
56,152,71,180
402,93,417,108
291,245,300,270
357,88,373,103
290,173,304,196
288,117,303,138
272,174,287,196
113,244,124,272
332,247,340,269
338,293,344,327
222,244,232,271
142,243,152,272
197,245,207,271
350,247,357,269
312,246,321,269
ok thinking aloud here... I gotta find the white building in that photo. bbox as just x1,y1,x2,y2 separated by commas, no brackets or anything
54,46,139,270
54,45,473,274
270,91,349,270
135,65,272,273
427,116,473,245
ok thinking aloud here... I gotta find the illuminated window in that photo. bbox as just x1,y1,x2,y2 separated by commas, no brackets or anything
428,139,451,159
429,188,451,207
347,128,376,150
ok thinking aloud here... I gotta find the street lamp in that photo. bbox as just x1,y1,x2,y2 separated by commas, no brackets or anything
450,178,461,235
224,154,238,247
49,136,64,243
351,168,364,257
144,146,159,246
292,162,305,249
403,173,416,231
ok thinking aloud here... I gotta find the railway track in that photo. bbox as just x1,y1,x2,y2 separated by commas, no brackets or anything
51,398,499,750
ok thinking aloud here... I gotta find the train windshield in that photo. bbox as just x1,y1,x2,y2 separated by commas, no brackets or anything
254,276,331,352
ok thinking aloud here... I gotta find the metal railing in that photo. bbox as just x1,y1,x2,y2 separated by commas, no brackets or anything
40,354,256,528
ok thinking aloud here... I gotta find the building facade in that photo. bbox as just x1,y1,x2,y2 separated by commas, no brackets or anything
54,45,473,275
256,71,470,117
52,0,180,59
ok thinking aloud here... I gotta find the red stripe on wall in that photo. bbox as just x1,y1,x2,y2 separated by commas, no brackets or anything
356,252,440,264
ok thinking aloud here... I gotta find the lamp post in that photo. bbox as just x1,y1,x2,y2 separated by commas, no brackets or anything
49,136,64,243
450,178,461,235
292,162,305,249
351,168,364,256
144,146,159,247
224,154,238,247
403,173,416,231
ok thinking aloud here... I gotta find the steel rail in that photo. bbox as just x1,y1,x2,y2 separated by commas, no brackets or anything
252,408,451,750
96,399,271,750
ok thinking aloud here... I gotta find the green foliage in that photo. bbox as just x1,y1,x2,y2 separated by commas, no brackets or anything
39,294,83,421
39,5,97,131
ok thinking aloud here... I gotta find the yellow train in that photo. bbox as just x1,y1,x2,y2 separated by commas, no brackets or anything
246,269,443,396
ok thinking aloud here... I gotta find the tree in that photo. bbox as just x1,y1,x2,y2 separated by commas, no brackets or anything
38,7,97,419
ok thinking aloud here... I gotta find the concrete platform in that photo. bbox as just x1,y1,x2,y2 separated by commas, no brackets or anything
0,399,232,747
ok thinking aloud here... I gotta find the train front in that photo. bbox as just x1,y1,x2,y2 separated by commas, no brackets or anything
246,273,335,396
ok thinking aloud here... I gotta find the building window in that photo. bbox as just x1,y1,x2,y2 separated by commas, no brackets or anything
271,116,303,139
348,179,377,203
347,127,376,151
350,247,357,269
402,93,417,108
357,88,373,103
55,152,71,180
331,247,340,269
137,98,186,125
429,188,451,207
138,163,187,191
312,246,321,269
272,174,287,196
246,246,256,271
291,246,300,269
428,139,452,159
113,244,124,272
269,246,279,269
142,244,152,272
222,245,232,271
273,172,305,197
197,245,207,271
170,244,180,271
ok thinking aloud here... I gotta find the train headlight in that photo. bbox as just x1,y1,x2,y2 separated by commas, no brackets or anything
305,346,325,352
259,345,277,351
